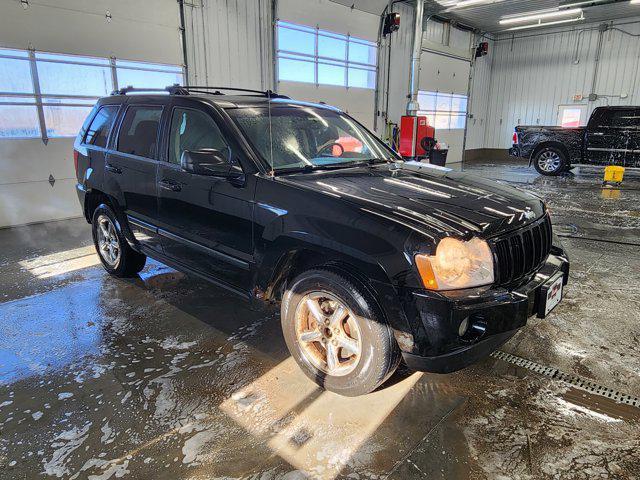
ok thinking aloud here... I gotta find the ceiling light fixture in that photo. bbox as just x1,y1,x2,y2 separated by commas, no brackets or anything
447,0,503,9
499,8,583,25
504,15,585,31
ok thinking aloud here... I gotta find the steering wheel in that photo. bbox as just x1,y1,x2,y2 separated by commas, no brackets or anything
316,141,345,157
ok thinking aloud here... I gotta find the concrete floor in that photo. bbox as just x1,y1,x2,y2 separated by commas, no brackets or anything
1,158,639,480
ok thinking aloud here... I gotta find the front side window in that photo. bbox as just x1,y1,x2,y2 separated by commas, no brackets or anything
84,105,118,148
168,108,230,165
276,21,377,89
228,106,394,171
116,106,162,158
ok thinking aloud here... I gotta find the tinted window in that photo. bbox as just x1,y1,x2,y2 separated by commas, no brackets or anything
168,108,230,165
596,109,640,129
117,106,162,158
84,106,118,148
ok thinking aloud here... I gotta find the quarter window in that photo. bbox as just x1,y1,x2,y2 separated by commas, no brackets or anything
84,106,119,148
117,106,163,158
168,108,230,165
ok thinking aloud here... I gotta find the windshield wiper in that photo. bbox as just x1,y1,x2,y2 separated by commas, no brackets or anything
272,164,317,175
273,158,396,175
314,158,389,169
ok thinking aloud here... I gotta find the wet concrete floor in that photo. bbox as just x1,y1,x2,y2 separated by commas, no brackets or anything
0,158,639,479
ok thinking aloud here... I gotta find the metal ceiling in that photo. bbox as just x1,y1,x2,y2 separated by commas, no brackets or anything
329,0,640,34
428,0,640,34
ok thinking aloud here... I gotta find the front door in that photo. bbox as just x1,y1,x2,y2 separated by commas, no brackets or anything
585,107,640,167
156,102,254,292
105,104,165,251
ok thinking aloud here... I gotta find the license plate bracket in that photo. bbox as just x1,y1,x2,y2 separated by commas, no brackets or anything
537,273,564,319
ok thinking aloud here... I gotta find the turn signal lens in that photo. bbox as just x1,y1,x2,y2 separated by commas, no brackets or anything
416,237,494,291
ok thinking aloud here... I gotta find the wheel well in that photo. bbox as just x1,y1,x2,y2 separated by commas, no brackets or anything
264,248,384,305
531,142,569,162
83,190,115,223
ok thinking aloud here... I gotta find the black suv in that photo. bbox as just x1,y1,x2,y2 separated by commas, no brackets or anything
75,86,569,396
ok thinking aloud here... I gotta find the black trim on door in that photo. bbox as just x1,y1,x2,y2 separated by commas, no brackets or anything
157,228,250,270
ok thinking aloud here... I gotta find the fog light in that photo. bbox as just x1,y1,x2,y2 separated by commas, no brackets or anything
458,317,470,337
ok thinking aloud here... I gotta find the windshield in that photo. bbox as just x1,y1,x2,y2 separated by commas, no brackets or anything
227,105,398,172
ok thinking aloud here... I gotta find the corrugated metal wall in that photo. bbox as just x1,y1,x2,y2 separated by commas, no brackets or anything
466,37,493,150
183,0,273,89
471,18,640,150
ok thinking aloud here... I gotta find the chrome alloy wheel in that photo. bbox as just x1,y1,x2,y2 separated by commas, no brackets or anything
96,215,121,267
294,292,362,377
538,150,562,173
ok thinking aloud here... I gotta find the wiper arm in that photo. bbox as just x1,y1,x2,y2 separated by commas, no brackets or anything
272,164,317,175
315,159,387,169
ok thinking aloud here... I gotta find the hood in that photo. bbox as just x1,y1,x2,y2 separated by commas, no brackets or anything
277,162,546,240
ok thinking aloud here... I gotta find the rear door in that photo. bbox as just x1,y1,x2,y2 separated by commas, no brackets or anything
105,103,166,251
156,100,255,292
585,108,640,166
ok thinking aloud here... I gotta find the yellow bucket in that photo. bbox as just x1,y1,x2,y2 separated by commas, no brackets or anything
604,165,625,183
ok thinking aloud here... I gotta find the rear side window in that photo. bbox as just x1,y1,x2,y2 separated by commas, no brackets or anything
168,108,230,164
84,105,118,148
116,106,163,158
596,109,640,129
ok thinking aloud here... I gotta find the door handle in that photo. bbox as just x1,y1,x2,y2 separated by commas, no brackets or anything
159,179,182,192
591,132,604,136
105,163,122,174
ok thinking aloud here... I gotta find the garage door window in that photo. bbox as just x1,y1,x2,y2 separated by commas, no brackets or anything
276,21,377,89
417,91,468,130
0,46,183,141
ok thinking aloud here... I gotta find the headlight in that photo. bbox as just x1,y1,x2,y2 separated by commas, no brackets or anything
415,237,494,291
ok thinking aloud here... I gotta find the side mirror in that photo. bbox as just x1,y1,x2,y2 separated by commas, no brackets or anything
180,148,241,177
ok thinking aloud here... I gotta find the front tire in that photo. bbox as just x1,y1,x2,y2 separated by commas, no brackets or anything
533,147,567,176
281,269,400,396
92,204,146,277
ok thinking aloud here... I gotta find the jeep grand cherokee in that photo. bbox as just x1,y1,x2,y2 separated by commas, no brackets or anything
74,86,570,396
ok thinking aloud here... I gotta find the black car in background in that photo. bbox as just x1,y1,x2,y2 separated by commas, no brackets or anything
74,86,569,396
510,106,640,175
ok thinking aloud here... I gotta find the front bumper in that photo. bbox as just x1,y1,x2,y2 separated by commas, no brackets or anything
400,250,570,374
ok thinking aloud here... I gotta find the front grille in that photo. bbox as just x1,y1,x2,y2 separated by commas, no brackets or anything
492,214,553,286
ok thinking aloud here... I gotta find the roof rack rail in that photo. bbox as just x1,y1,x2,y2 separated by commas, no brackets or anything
110,85,189,96
111,84,290,99
177,86,290,99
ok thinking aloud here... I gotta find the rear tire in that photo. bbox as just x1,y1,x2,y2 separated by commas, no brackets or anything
92,204,146,277
281,268,400,397
533,146,567,176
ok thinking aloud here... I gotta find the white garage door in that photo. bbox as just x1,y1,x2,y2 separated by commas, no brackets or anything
418,51,471,164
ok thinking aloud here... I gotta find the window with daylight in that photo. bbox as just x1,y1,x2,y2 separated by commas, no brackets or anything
0,47,184,139
417,91,468,130
276,21,377,89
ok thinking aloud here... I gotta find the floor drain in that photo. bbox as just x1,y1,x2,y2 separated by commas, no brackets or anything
490,350,640,408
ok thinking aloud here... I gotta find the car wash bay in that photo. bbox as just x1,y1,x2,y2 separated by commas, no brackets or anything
1,161,639,479
2,0,640,478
